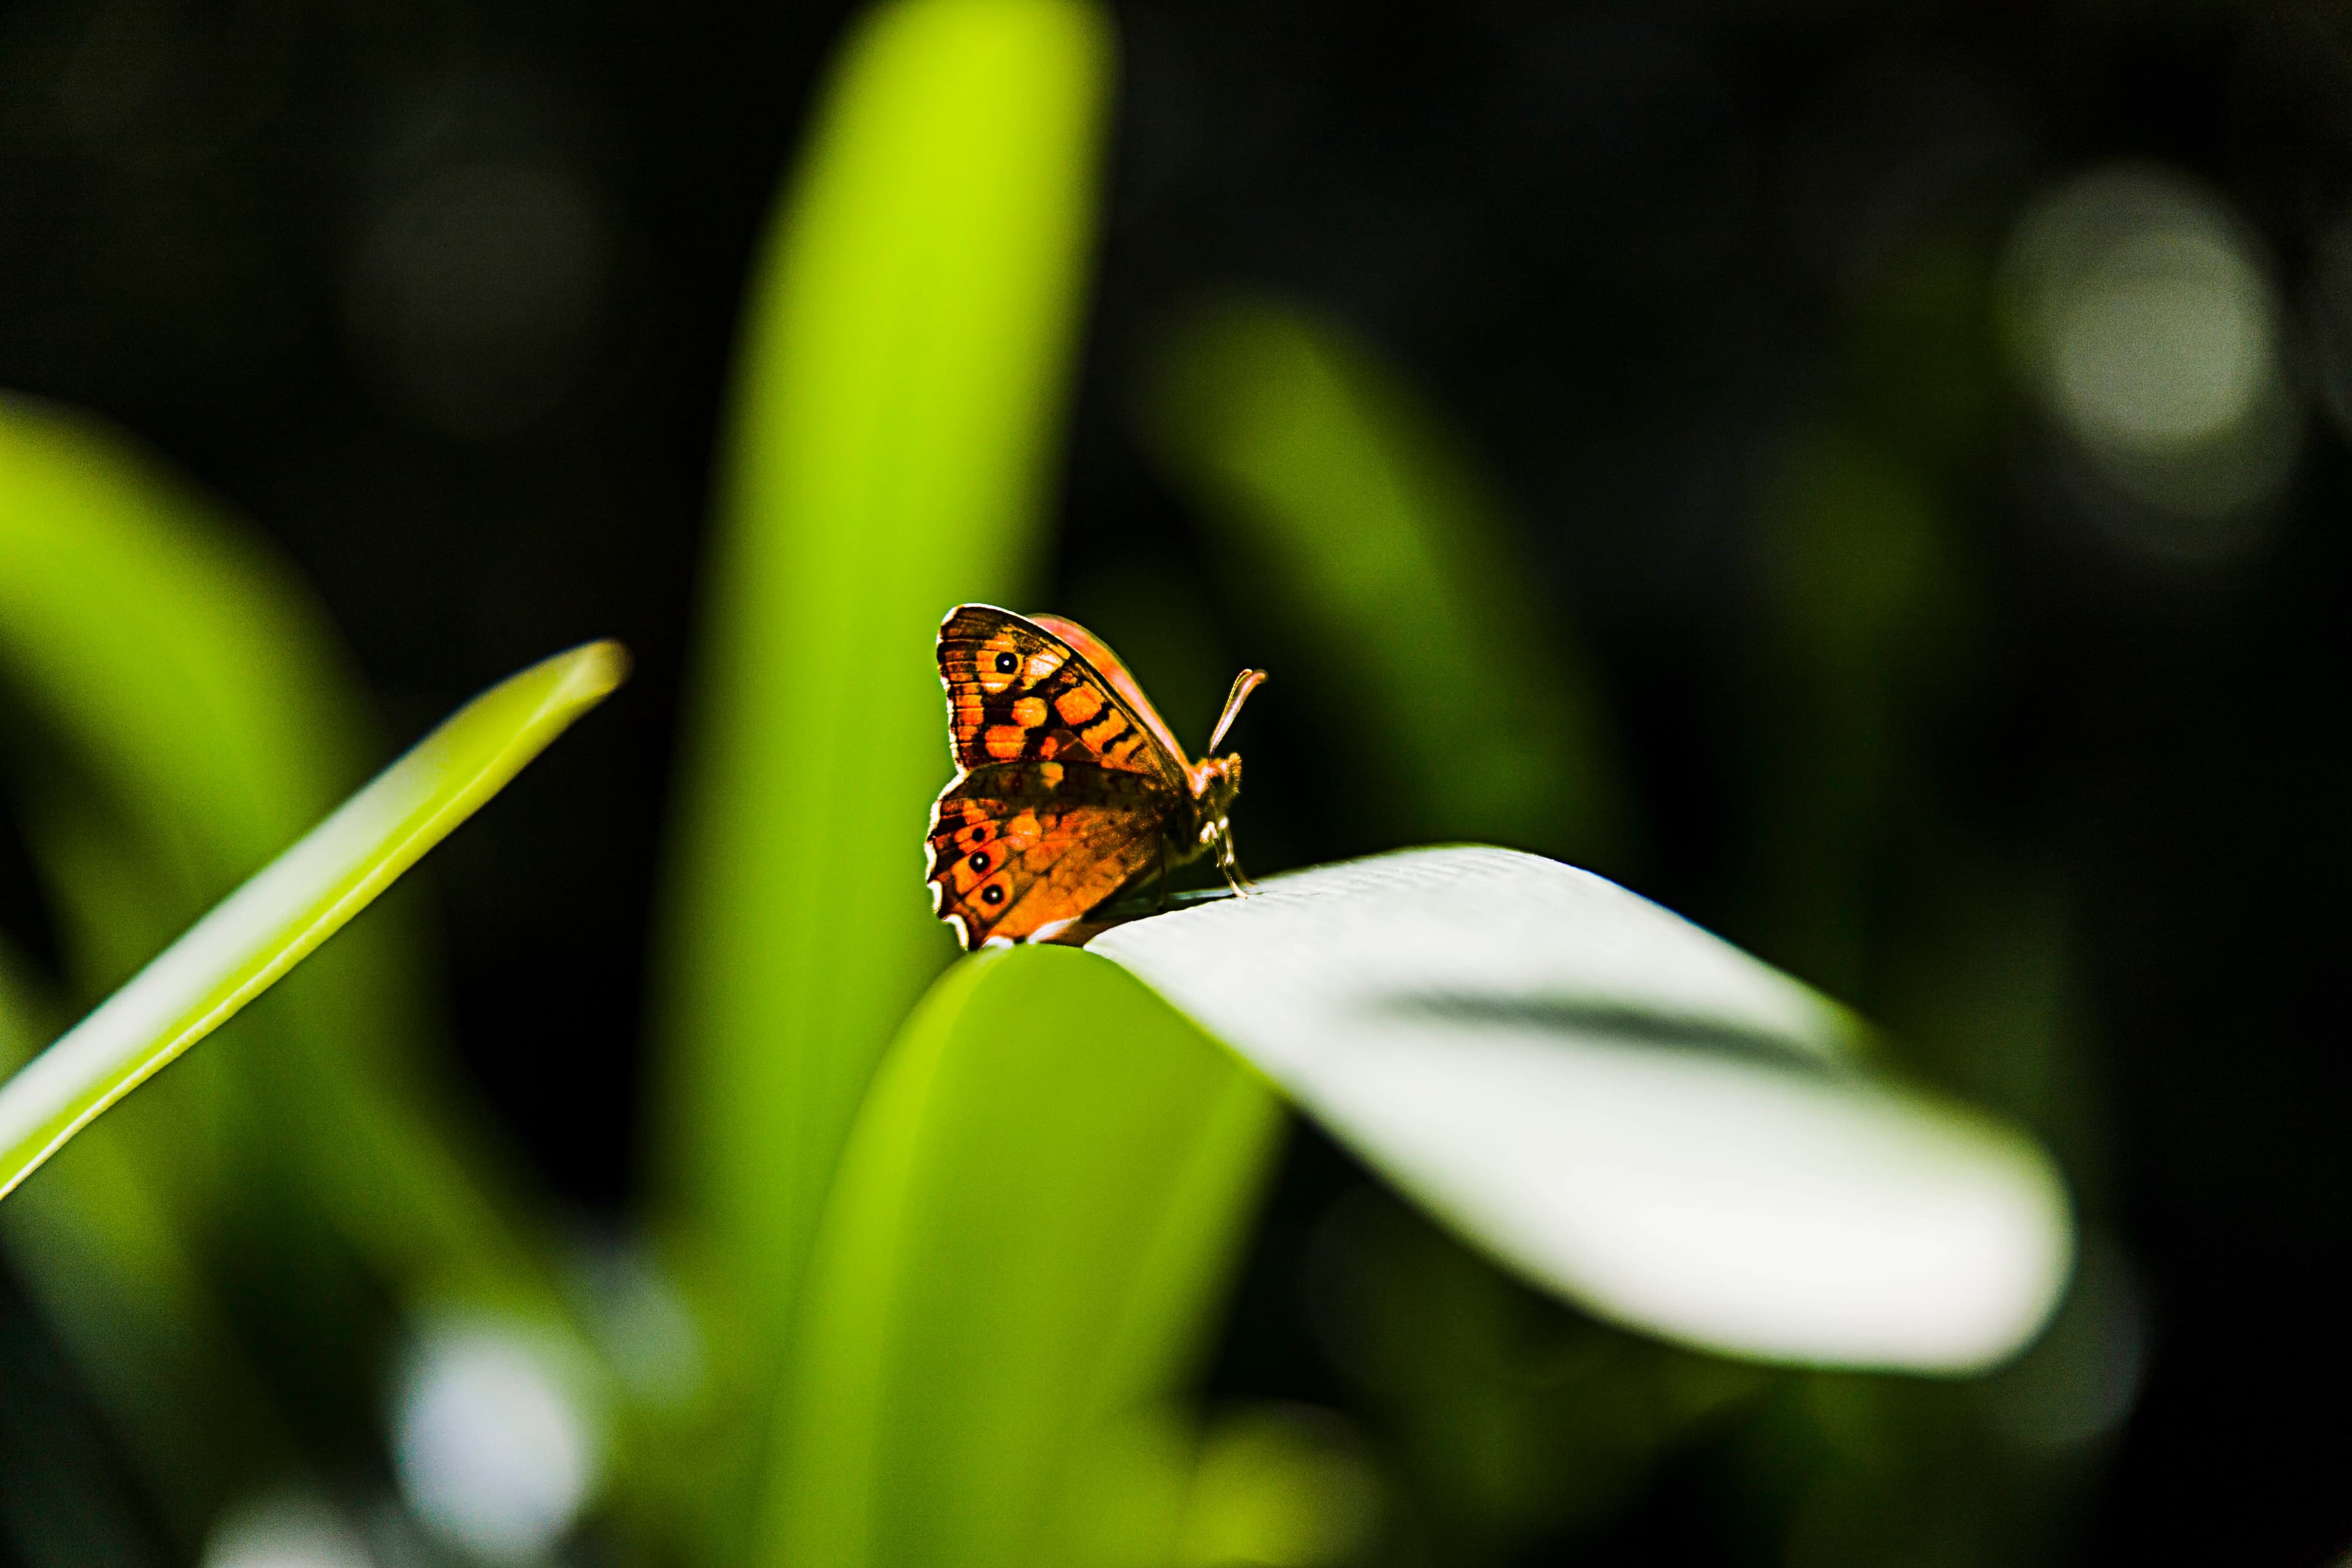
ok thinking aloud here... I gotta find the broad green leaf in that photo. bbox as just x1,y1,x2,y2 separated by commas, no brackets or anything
649,0,1110,1418
1140,301,1623,864
763,946,1281,1568
0,642,628,1199
1089,848,2074,1373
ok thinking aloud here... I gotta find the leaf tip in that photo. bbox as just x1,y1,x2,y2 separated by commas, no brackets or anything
566,638,633,703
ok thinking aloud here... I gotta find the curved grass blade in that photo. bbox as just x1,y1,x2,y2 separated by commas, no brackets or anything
0,642,629,1200
763,945,1280,1568
1090,847,2074,1374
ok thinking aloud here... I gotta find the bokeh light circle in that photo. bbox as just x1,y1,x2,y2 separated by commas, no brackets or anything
390,1313,606,1562
2000,163,2298,562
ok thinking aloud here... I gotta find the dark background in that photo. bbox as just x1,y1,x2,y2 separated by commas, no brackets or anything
2,1,2347,1562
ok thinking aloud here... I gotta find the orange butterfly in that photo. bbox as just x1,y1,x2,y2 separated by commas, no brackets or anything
927,605,1266,949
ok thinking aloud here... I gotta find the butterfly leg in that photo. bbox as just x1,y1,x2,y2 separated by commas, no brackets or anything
1213,820,1256,897
1155,837,1170,910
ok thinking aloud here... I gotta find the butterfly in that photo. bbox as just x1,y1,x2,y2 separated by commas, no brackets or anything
927,604,1267,949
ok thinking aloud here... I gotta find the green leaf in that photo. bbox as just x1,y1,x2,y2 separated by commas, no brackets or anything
1089,848,2074,1374
0,642,628,1199
763,945,1281,1568
0,398,364,895
0,396,577,1310
648,0,1110,1408
1140,300,1624,864
0,945,287,1541
0,399,630,1530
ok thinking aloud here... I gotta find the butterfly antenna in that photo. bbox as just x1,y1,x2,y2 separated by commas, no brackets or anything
1207,668,1267,755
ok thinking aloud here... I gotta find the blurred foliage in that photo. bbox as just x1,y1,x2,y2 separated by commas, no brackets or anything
0,638,627,1205
1140,300,1625,869
10,0,2343,1562
644,0,1112,1551
766,946,1278,1568
0,401,579,1314
0,401,610,1556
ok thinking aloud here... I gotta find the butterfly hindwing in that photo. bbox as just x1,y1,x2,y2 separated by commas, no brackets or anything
937,606,1188,788
927,760,1174,948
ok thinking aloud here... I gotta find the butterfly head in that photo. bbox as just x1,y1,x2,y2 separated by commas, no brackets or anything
1193,752,1243,834
1190,668,1265,892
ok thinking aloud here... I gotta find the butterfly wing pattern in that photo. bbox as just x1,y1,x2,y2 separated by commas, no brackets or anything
935,606,1188,785
928,763,1172,947
929,605,1243,949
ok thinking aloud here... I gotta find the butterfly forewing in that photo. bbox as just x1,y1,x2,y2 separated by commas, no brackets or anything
1025,613,1194,771
927,761,1173,946
937,606,1190,788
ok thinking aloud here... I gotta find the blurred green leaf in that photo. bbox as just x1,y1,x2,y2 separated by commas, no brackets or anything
0,399,360,898
1311,1184,1762,1558
0,640,628,1197
763,944,1281,1568
0,399,582,1305
0,397,369,1258
1046,1407,1195,1568
1170,1404,1382,1568
1735,424,1983,998
1141,300,1624,865
0,944,283,1544
0,400,640,1543
647,0,1111,1460
1052,1402,1384,1568
1090,848,2074,1374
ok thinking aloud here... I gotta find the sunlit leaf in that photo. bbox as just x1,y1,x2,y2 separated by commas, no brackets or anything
646,0,1112,1494
1089,848,2073,1373
0,643,628,1199
763,946,1281,1568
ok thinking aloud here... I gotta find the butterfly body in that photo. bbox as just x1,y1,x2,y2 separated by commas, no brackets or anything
927,605,1264,949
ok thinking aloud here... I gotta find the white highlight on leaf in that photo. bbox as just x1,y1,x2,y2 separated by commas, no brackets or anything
1091,848,2072,1373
